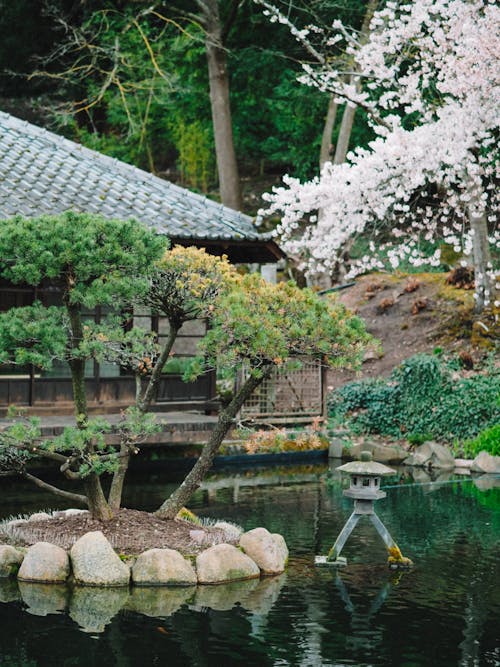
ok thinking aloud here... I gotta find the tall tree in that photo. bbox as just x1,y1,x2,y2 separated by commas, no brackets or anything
155,274,370,517
0,212,166,519
261,0,499,313
192,0,243,210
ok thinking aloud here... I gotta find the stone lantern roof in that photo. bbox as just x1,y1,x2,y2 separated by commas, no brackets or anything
336,451,395,476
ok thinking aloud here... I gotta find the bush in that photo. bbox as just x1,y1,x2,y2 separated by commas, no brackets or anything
463,425,500,458
327,354,500,443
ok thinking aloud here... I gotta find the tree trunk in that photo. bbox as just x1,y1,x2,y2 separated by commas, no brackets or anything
333,0,377,165
319,95,338,169
107,443,130,513
469,199,494,314
66,301,112,521
333,99,357,165
137,322,180,412
155,367,270,518
108,322,181,512
203,0,242,211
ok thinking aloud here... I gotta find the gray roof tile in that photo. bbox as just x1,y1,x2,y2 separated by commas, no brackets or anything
0,111,268,244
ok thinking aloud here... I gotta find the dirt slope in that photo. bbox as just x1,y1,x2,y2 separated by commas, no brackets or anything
328,271,488,388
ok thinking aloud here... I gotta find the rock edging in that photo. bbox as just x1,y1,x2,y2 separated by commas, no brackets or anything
0,520,288,588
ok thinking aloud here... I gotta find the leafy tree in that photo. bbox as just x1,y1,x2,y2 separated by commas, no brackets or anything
0,212,166,519
155,273,371,518
261,0,499,311
105,246,236,511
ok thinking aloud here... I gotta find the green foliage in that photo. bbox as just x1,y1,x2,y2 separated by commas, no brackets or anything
0,212,166,307
190,274,371,379
145,245,236,327
0,304,67,369
172,119,215,191
328,353,500,443
463,425,500,458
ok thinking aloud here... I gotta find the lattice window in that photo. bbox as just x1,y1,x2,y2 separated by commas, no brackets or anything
239,359,324,420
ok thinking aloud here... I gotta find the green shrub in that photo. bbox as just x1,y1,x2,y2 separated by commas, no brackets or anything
327,353,500,444
463,424,500,458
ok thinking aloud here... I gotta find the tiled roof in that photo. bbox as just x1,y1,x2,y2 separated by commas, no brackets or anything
0,111,267,243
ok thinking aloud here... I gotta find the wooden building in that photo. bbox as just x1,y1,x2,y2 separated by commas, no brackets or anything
0,112,283,415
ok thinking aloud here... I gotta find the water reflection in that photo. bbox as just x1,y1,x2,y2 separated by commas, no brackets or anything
0,463,498,666
19,581,68,617
128,585,195,618
70,586,130,633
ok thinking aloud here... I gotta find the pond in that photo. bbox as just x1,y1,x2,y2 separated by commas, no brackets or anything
0,461,499,666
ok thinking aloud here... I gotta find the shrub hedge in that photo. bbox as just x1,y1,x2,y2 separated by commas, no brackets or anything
327,353,500,445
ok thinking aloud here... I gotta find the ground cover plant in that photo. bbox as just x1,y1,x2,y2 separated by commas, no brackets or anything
327,353,500,447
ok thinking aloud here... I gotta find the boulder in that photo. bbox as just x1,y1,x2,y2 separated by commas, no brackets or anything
18,542,70,583
70,531,130,587
213,521,243,542
239,528,288,575
348,442,408,464
0,544,24,578
131,548,197,587
403,442,455,469
196,543,260,584
470,451,500,474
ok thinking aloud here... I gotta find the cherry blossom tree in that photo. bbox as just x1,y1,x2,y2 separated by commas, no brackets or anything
259,0,499,312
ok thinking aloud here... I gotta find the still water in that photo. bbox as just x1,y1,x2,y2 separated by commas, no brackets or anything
0,461,499,667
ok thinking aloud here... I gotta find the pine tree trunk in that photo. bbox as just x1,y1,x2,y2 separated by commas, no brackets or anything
66,301,112,521
155,367,270,519
107,443,130,513
203,0,242,211
108,323,181,512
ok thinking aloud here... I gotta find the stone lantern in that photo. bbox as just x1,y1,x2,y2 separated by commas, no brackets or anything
316,451,412,568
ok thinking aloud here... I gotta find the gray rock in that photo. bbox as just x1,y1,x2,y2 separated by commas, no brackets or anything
18,542,70,583
128,585,195,618
28,512,51,522
213,521,243,542
0,545,24,578
403,442,455,469
53,509,89,519
70,585,129,633
19,581,68,616
239,528,288,575
70,531,130,587
328,438,344,458
471,451,500,474
454,458,473,469
196,543,260,584
131,548,197,587
349,442,408,464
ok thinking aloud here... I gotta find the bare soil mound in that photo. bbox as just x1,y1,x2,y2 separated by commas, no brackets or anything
2,509,236,556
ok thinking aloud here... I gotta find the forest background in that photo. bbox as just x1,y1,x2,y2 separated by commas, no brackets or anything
0,0,373,216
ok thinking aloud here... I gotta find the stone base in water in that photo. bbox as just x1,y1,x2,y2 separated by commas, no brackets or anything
314,555,347,568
